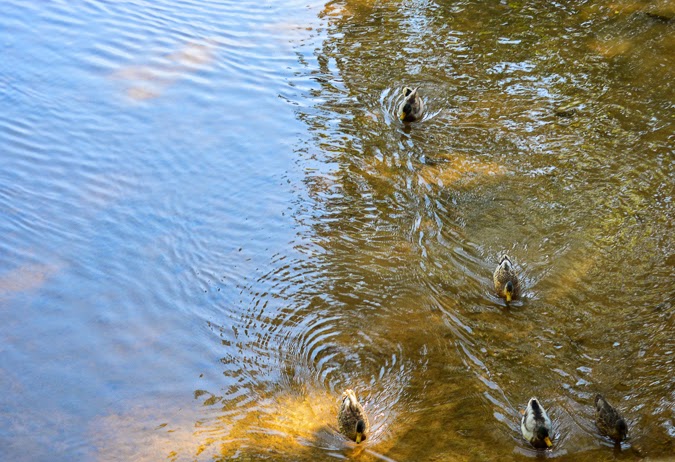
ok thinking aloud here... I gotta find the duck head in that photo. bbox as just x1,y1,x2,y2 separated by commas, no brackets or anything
537,426,553,448
504,280,515,302
398,87,418,121
616,418,628,441
355,419,366,443
400,103,412,120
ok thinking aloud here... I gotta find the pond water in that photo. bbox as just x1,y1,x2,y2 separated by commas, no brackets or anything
0,0,673,461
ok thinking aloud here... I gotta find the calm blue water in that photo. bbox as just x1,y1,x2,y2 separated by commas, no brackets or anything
1,1,321,460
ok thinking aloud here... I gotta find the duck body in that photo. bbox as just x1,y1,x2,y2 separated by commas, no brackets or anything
338,389,370,443
493,255,520,302
398,87,424,122
521,397,553,449
595,394,628,443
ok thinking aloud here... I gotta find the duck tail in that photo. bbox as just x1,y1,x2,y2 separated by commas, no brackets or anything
529,398,544,417
499,255,513,268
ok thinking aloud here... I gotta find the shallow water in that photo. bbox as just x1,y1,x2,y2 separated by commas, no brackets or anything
0,0,673,461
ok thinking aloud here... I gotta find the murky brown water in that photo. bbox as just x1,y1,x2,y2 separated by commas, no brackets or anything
0,0,673,460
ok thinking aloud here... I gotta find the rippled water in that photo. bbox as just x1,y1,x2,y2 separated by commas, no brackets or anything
0,0,673,461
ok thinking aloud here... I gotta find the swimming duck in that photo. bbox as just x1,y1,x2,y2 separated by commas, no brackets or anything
398,87,424,122
493,255,520,302
595,394,628,444
521,397,553,449
338,389,370,444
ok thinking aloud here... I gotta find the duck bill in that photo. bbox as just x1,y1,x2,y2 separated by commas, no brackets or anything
505,292,512,303
544,436,553,448
355,432,363,444
399,113,406,121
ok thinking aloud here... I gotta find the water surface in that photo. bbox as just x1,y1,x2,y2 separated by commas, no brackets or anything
0,0,673,461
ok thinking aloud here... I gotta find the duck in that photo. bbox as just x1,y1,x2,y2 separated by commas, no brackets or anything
595,394,628,444
521,397,553,449
398,87,424,122
338,389,370,444
493,255,520,302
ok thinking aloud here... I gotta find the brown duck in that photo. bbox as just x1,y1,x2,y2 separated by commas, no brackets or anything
338,389,370,444
493,255,520,302
595,394,628,443
398,87,424,122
